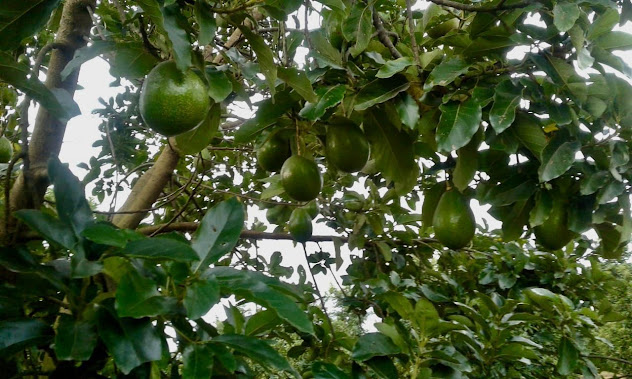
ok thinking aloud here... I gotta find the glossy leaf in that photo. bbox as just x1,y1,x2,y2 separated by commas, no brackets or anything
553,2,580,33
115,269,177,318
213,334,294,373
54,315,97,361
538,135,581,182
109,42,160,79
241,27,277,96
184,277,220,320
313,361,351,379
424,57,470,90
354,76,410,111
97,303,162,375
235,91,298,142
510,112,547,159
82,222,142,248
48,158,93,235
376,57,414,78
244,310,281,336
595,31,632,50
162,4,192,71
557,337,579,375
194,1,216,45
453,134,480,191
342,3,373,57
436,98,482,153
587,8,619,40
176,103,221,155
351,333,401,361
0,0,62,51
490,80,523,134
278,66,318,102
300,84,346,120
0,319,51,355
182,344,214,379
61,41,116,80
15,209,76,249
192,197,244,270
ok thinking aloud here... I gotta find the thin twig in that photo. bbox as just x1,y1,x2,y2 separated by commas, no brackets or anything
110,0,126,23
3,153,24,242
302,244,336,343
105,120,120,217
372,10,402,59
87,6,106,40
427,0,534,12
584,354,632,366
209,0,265,14
149,177,204,237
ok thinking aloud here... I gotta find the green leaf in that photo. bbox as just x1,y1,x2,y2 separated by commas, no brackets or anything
364,107,418,194
195,1,216,45
299,84,346,120
210,267,313,334
553,2,580,33
510,112,547,159
538,134,581,182
48,158,93,235
263,0,302,20
365,356,399,379
82,222,142,248
278,67,318,102
453,136,479,191
490,80,523,134
97,302,163,375
595,31,632,50
175,102,221,155
396,93,419,130
15,209,76,249
354,75,410,111
531,54,587,101
0,53,80,122
245,310,281,336
234,91,298,142
0,0,62,51
184,277,220,320
351,333,401,361
316,0,346,11
436,98,482,153
422,182,446,232
414,298,440,335
182,344,214,379
213,334,295,373
597,180,625,204
312,361,351,379
0,319,51,355
54,315,97,361
587,8,619,41
557,337,579,375
61,40,116,80
308,29,343,69
240,27,277,97
342,3,373,57
529,190,552,227
122,238,199,262
162,4,192,71
424,57,470,90
192,198,244,270
376,57,414,79
109,42,160,79
115,270,177,318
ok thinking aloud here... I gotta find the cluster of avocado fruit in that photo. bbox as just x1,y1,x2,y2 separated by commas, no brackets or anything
138,62,575,251
257,119,370,243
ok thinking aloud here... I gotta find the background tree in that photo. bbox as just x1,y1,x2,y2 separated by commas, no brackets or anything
1,0,632,377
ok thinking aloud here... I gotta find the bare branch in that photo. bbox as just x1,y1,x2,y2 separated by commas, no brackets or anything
427,0,534,12
372,10,402,59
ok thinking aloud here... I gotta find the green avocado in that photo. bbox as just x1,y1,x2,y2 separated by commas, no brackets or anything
534,202,574,250
325,122,370,173
289,208,313,243
281,156,322,202
257,135,291,172
432,189,476,249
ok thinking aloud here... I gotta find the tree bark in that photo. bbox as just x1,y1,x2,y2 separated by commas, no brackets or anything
7,0,95,223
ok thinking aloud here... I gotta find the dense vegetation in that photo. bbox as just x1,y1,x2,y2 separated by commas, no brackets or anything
0,0,631,377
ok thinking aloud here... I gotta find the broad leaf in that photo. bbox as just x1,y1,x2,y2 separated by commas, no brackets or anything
244,310,281,336
595,31,632,50
557,337,579,375
97,302,162,375
587,8,619,41
235,91,298,142
553,2,580,33
54,315,98,361
299,84,346,120
354,75,410,111
0,0,62,51
48,158,93,236
0,319,52,355
61,41,116,80
175,102,221,155
0,53,80,122
109,42,160,79
182,344,214,379
278,67,318,102
436,98,482,152
205,69,233,102
15,209,76,249
241,27,277,96
490,80,523,134
510,112,547,159
312,361,351,379
122,238,199,262
192,198,244,270
184,277,220,320
377,57,415,78
82,222,143,248
424,57,470,90
115,270,177,318
162,4,192,71
538,133,581,182
453,135,479,191
342,3,373,57
396,93,420,130
351,333,401,361
194,1,216,45
213,334,295,373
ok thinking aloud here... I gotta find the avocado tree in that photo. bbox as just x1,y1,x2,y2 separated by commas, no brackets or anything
1,0,632,377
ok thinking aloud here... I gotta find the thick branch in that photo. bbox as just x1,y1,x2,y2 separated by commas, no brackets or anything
6,0,95,235
137,222,348,242
112,143,180,229
427,0,534,12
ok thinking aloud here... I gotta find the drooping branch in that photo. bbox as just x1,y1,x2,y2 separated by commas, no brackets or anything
427,0,534,12
5,0,96,237
372,10,402,59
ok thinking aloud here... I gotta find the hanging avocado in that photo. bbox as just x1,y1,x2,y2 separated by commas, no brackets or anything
432,188,476,249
